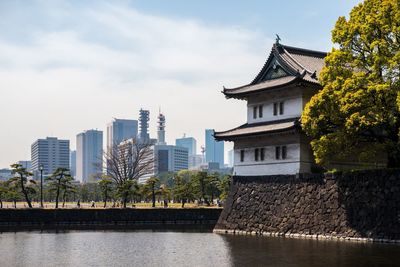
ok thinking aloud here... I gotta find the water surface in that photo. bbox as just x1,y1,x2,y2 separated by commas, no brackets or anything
0,231,399,267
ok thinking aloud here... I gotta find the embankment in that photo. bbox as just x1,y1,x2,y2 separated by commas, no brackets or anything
214,170,400,242
0,208,222,231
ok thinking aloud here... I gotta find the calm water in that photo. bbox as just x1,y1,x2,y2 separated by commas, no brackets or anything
0,231,399,267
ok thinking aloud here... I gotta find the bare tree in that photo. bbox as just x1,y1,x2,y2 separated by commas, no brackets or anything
103,139,154,208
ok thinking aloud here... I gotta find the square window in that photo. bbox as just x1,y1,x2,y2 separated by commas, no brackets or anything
255,148,259,161
240,150,245,162
258,105,263,118
253,106,257,119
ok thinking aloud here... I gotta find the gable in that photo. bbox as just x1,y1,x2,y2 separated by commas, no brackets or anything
257,57,291,83
265,65,288,80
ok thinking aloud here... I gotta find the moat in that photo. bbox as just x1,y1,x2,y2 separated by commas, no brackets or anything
0,231,398,267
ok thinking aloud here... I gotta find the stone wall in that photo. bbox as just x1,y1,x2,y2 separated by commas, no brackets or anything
0,208,222,231
215,170,400,240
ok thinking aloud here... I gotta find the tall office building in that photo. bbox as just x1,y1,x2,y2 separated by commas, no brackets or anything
31,137,70,178
70,150,76,177
139,109,150,142
76,130,103,183
176,136,197,156
154,145,189,174
205,129,224,168
157,112,166,145
107,118,138,148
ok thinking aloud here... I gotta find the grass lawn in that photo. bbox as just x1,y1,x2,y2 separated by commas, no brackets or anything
0,201,221,209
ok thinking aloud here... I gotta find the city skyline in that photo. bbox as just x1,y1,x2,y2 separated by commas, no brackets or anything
0,0,361,167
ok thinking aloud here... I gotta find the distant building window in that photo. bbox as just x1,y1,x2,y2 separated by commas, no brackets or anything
273,103,278,116
253,106,257,119
275,146,281,160
279,102,284,115
258,105,263,118
260,148,265,161
240,150,245,162
255,148,259,161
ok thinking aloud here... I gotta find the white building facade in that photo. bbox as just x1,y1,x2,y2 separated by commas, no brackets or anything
31,137,70,178
215,42,325,176
76,129,103,183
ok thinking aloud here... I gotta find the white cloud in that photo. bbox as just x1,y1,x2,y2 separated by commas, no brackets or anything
0,1,273,167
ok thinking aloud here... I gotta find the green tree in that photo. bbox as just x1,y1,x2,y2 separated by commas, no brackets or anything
173,171,196,208
46,168,72,208
99,176,113,208
5,180,21,208
192,171,209,205
301,0,400,168
205,173,220,204
143,177,160,207
218,175,231,201
10,163,35,208
60,175,76,208
0,181,7,208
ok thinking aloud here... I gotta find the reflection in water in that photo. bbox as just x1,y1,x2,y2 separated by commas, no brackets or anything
0,231,399,267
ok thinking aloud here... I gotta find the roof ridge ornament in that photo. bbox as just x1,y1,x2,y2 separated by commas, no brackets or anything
275,34,281,44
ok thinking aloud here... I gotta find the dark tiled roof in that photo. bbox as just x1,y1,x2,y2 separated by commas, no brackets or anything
223,43,327,98
214,118,299,141
223,76,299,97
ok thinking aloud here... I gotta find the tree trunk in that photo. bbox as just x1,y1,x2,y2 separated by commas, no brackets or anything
152,185,156,208
20,175,32,208
181,199,185,208
13,200,16,208
123,193,128,208
62,191,67,208
55,188,60,209
55,178,62,209
0,199,2,208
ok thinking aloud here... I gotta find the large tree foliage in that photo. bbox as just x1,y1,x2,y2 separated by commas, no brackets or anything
10,163,35,208
302,0,400,167
46,168,72,209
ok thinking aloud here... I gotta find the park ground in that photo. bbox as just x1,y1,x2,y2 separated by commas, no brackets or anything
0,201,221,209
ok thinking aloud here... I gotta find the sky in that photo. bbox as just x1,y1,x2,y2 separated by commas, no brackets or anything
0,0,361,168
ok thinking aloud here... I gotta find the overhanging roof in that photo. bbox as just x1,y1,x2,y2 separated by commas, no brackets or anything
223,43,327,99
214,118,300,141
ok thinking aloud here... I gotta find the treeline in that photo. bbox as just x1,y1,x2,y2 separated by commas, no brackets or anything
0,164,231,208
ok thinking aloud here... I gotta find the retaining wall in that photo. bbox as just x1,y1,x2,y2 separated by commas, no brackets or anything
0,208,222,231
214,170,400,242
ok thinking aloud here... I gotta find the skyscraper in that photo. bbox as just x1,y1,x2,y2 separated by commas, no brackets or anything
76,129,103,183
107,118,138,148
154,145,189,174
139,109,150,142
157,112,166,145
70,150,76,177
31,137,70,178
176,136,197,156
205,129,224,168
